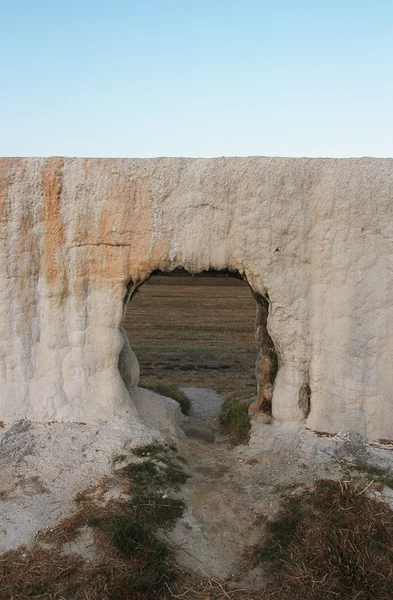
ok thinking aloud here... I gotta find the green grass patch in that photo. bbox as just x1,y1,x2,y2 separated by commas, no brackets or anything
107,516,156,555
111,453,127,465
121,459,189,491
133,442,175,458
219,397,251,445
130,493,186,529
74,492,87,504
348,462,393,488
139,382,192,414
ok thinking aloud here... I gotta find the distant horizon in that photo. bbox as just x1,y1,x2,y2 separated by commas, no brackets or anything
1,154,392,160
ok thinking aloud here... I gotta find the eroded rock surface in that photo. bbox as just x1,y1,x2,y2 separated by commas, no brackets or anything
1,157,393,437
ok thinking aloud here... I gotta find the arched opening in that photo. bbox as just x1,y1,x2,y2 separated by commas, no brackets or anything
120,268,280,426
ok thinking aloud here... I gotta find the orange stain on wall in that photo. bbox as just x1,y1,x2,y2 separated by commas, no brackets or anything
42,157,68,293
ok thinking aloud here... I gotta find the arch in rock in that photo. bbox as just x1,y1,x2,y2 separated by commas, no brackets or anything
1,156,392,438
121,267,280,423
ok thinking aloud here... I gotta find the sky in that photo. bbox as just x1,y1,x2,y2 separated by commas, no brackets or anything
1,0,392,158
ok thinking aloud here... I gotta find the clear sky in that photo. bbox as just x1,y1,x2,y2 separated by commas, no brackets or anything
1,0,392,157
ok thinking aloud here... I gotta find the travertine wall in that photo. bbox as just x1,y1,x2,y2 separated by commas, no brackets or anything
1,157,392,437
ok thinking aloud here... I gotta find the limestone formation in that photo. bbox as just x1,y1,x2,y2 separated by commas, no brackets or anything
118,325,140,396
1,156,393,438
249,292,277,423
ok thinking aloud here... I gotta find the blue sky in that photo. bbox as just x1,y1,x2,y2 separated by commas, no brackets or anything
1,0,392,157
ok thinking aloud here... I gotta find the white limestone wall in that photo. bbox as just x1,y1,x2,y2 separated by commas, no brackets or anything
0,157,392,437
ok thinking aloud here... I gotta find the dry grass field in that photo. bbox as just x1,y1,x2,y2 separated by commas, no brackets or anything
123,278,258,400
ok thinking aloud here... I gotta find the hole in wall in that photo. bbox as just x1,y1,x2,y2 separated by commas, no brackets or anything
120,268,280,422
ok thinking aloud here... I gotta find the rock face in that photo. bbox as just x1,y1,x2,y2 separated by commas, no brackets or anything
118,326,140,397
1,157,393,437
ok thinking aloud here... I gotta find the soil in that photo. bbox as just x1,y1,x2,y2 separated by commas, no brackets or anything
165,388,393,586
2,389,393,592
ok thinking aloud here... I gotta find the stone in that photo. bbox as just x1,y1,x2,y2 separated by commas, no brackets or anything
0,156,393,438
118,325,140,395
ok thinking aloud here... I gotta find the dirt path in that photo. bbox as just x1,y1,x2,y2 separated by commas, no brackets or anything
161,387,393,588
164,388,264,585
2,388,393,595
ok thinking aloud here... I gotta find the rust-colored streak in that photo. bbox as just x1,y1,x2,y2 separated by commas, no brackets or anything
96,172,155,282
71,160,172,299
42,157,67,288
0,160,7,226
74,163,155,279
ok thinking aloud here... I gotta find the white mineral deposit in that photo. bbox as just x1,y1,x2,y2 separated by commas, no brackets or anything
1,156,393,438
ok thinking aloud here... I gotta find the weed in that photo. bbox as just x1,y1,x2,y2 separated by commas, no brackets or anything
121,459,158,486
106,516,157,555
349,462,393,488
133,442,172,458
111,453,127,465
122,459,189,491
164,464,189,487
75,492,87,504
134,443,186,467
0,540,174,599
380,472,393,488
131,493,185,529
87,516,102,527
219,397,251,445
0,548,85,599
251,479,393,599
252,497,303,573
139,382,192,414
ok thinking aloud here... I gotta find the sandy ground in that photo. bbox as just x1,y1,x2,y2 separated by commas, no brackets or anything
167,389,393,583
0,407,169,552
2,388,393,587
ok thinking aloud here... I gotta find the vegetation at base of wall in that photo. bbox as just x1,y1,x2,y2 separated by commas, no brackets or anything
121,459,189,491
249,478,393,600
347,462,393,489
3,444,393,600
139,382,192,415
0,444,188,599
133,442,177,459
219,397,251,445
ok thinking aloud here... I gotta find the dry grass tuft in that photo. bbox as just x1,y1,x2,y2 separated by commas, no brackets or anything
0,547,89,600
219,397,251,445
0,542,176,599
168,570,260,600
37,498,111,547
251,478,393,600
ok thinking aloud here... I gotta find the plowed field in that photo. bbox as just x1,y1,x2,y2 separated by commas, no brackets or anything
123,279,257,399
